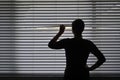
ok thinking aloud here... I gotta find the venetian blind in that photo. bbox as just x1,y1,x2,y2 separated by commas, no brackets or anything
0,0,120,77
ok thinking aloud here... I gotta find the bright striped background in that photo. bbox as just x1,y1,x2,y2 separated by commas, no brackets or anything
0,0,120,77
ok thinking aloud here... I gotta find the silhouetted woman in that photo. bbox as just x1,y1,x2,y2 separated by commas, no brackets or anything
48,19,106,80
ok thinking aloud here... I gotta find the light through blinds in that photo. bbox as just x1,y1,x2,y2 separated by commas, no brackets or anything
0,0,120,77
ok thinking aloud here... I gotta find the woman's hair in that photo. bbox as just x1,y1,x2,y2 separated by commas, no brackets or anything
72,19,85,35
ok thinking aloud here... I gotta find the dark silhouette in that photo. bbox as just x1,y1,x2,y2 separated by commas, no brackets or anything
48,19,106,80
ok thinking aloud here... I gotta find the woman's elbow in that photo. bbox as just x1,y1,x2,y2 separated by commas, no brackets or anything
100,57,106,64
103,57,106,63
48,43,56,49
48,43,53,48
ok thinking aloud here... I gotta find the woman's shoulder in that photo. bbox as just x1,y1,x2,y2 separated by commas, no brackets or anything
61,38,94,44
83,39,94,45
60,38,71,42
59,38,74,44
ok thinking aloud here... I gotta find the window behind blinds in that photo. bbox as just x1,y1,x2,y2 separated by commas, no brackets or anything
0,0,120,77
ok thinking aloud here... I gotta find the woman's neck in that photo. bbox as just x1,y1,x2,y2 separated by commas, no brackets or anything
74,35,82,39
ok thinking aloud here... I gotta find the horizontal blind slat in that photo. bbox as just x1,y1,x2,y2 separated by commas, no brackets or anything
0,0,120,77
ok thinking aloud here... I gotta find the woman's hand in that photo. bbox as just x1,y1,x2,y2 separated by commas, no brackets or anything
58,25,65,34
48,24,65,48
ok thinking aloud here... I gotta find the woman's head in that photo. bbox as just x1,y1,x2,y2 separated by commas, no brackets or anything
72,19,85,36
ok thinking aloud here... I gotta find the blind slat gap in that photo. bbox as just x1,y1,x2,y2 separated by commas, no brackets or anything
0,0,120,77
